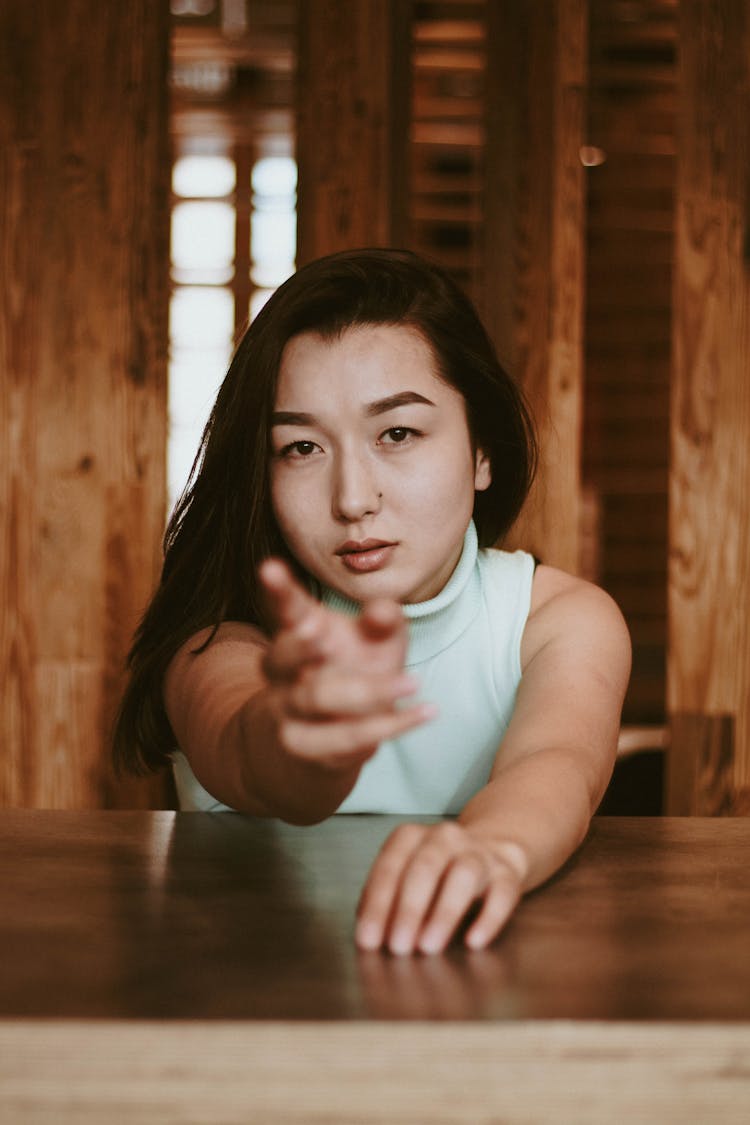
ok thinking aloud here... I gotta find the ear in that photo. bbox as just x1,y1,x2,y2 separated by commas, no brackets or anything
474,448,492,492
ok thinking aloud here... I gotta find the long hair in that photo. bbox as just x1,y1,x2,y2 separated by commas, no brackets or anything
113,248,537,774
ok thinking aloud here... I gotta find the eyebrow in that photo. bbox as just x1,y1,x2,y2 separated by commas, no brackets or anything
271,391,436,427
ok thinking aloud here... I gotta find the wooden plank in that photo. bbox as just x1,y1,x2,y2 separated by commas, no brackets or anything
666,713,750,815
1,1020,749,1124
0,8,38,805
667,0,750,812
296,0,410,261
0,1,170,808
485,0,586,569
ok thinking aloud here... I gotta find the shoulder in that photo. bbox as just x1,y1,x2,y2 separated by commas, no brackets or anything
522,565,631,682
477,546,536,606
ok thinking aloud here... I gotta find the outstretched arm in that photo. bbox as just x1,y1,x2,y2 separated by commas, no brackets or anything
164,559,434,824
355,567,632,954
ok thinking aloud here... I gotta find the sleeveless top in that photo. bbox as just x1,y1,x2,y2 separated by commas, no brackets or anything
171,522,535,816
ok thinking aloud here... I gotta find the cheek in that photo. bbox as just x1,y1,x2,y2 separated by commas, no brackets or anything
269,471,296,533
412,439,477,504
270,469,322,537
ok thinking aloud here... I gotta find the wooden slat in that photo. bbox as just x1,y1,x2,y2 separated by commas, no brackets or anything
485,0,586,571
296,0,410,260
667,0,750,813
0,1,170,808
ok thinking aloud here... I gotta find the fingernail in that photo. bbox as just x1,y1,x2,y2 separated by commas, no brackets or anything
420,703,439,721
418,930,443,955
465,929,487,950
392,674,418,696
355,921,381,950
389,928,413,956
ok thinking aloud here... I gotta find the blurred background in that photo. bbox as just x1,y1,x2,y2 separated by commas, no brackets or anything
1,0,748,816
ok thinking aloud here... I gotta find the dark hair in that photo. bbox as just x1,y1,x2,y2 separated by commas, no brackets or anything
113,247,537,774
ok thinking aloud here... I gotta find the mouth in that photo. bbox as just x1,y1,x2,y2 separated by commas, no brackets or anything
335,539,397,574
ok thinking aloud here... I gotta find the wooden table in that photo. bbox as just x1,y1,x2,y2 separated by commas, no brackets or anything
0,812,748,1122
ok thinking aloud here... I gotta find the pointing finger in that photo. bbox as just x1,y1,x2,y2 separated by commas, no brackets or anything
259,557,320,634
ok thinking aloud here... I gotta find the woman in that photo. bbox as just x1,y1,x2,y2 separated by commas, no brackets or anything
114,248,631,955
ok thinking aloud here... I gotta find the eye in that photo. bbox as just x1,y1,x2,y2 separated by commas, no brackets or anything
379,426,419,445
278,439,321,459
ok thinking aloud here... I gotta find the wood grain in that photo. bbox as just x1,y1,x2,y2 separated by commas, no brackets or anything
296,0,410,262
0,812,749,1122
0,2,171,808
584,0,677,727
0,812,748,1023
486,1,586,571
1,1021,749,1124
668,0,750,811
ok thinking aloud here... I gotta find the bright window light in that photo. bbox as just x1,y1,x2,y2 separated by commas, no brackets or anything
250,156,297,290
167,346,231,510
251,155,297,198
167,152,297,519
171,201,235,281
173,154,236,198
169,286,234,349
250,211,296,287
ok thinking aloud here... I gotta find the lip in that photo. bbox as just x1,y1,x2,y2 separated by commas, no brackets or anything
335,539,397,574
335,539,395,555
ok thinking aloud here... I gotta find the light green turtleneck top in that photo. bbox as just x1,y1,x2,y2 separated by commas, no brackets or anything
171,522,535,816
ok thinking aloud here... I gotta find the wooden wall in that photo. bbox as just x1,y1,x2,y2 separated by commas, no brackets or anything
296,0,410,263
667,0,750,814
486,0,587,573
0,2,171,808
584,0,677,727
3,0,748,813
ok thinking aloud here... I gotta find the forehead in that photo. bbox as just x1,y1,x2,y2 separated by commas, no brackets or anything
275,324,451,405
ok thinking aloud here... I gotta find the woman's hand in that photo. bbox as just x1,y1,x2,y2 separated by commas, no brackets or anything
259,558,436,773
355,821,529,955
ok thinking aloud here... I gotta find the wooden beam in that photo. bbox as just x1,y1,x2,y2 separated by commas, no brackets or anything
667,0,750,814
0,1,171,807
295,0,410,261
485,0,587,569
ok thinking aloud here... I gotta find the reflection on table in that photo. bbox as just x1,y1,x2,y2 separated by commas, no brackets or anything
0,811,748,1122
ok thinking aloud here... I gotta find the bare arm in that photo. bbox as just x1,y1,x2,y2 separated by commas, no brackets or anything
355,567,632,954
164,560,434,825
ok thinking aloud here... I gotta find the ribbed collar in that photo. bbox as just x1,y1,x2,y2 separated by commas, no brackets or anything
321,521,481,666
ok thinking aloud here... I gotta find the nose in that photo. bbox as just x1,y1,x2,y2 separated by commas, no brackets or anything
331,448,382,523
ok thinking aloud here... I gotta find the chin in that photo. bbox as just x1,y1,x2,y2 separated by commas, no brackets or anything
337,572,413,604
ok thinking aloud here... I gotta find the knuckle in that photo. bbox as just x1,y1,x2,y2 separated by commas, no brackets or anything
430,821,464,850
291,668,330,717
298,672,323,714
450,853,486,887
276,718,302,756
390,823,425,851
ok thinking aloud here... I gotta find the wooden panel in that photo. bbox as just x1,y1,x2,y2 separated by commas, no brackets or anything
667,0,750,813
667,713,750,816
583,0,677,727
407,4,487,308
2,1021,750,1124
486,1,586,569
0,2,171,808
296,0,410,261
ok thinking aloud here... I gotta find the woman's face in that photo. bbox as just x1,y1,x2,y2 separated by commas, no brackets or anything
269,324,490,604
